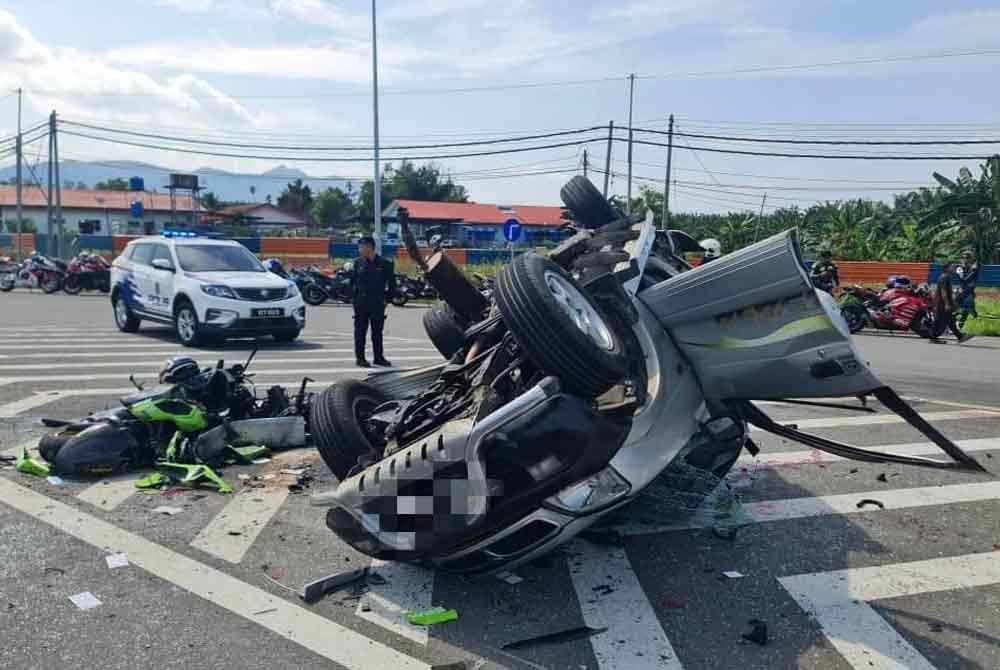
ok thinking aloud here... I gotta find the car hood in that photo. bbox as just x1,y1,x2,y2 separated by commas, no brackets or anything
185,271,290,289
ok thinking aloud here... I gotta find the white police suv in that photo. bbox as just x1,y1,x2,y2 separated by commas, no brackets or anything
110,233,305,346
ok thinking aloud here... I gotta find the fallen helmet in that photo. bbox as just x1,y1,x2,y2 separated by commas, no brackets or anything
159,356,200,385
700,238,722,259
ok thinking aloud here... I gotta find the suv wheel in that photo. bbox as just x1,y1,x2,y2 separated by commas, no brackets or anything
113,294,141,333
174,303,203,347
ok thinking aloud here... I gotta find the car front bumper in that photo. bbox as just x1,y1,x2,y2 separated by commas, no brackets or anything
196,294,306,334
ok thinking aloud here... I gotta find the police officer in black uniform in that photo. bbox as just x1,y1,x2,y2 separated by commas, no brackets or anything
350,236,396,367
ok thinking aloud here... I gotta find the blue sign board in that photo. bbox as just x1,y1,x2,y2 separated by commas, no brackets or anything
129,201,144,219
129,176,145,192
502,218,522,243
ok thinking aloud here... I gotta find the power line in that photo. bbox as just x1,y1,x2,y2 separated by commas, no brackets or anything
60,119,606,151
636,127,1000,146
618,136,997,160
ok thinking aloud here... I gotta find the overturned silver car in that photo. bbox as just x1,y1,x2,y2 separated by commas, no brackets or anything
310,176,985,574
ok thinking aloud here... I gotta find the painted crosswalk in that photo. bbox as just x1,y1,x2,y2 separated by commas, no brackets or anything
1,322,999,670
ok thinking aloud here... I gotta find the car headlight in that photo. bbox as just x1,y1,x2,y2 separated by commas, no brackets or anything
201,284,236,299
287,281,300,297
545,466,631,515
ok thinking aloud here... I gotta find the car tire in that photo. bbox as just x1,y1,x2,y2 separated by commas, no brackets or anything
272,329,301,343
112,293,141,333
302,284,327,306
62,274,83,295
311,380,388,480
495,252,627,397
841,304,867,334
174,302,203,347
559,175,620,229
422,301,467,358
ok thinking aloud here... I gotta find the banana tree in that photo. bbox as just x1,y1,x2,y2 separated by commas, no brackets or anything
925,156,1000,263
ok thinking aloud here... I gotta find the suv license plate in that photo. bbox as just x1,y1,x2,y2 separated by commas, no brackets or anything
251,308,284,318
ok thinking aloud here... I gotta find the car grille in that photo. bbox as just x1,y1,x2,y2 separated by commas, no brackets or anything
234,287,288,301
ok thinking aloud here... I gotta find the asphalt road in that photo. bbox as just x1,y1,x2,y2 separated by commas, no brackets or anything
0,290,998,670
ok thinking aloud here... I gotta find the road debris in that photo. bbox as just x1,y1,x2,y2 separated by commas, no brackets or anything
105,553,129,569
15,446,49,477
45,475,65,486
252,607,278,616
722,571,745,579
300,567,369,604
495,571,524,585
431,662,467,670
502,625,608,650
252,458,272,465
405,606,459,626
856,499,886,510
151,506,184,516
68,592,102,610
135,472,166,489
877,473,888,482
741,619,768,645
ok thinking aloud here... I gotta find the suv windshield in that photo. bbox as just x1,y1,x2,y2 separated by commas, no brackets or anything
175,245,264,273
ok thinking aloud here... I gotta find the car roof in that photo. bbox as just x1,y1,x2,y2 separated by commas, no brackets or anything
127,237,240,247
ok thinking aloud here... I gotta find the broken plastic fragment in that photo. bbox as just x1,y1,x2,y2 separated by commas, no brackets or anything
105,553,129,569
405,606,459,626
856,499,885,510
46,475,65,486
15,446,49,477
69,592,102,610
722,571,744,579
151,506,184,516
495,571,524,585
741,619,768,645
156,462,233,494
135,472,166,489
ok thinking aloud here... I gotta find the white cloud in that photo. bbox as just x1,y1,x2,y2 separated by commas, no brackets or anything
269,0,365,31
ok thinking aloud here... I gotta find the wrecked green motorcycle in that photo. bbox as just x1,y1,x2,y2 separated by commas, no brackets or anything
38,350,312,476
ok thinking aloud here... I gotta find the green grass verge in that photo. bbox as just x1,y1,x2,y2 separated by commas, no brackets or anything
962,297,1000,337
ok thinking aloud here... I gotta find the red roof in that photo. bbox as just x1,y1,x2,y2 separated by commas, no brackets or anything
0,185,193,211
391,199,565,227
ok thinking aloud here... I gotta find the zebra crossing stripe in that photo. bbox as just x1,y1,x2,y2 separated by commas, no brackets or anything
356,559,435,646
191,487,290,564
5,347,437,361
779,551,1000,670
0,476,430,670
788,409,998,428
737,437,998,468
76,474,145,511
0,352,440,371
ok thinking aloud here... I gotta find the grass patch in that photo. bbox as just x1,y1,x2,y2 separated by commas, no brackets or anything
962,297,1000,337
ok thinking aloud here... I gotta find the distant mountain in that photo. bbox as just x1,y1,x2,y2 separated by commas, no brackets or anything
0,160,357,204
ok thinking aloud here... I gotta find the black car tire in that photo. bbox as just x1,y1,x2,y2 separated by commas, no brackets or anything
559,175,619,229
422,301,467,358
495,253,627,397
174,302,203,347
841,304,867,334
272,329,301,343
112,294,141,333
302,284,327,306
311,380,388,480
62,274,83,295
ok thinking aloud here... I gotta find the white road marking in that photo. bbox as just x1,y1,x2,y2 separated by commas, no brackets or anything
0,438,40,458
0,351,440,371
191,487,290,563
0,391,66,418
0,477,428,670
5,347,437,360
788,409,998,429
779,552,1000,670
615,480,1000,536
569,540,683,669
0,360,441,384
76,474,143,511
357,560,435,646
903,395,1000,414
737,437,998,469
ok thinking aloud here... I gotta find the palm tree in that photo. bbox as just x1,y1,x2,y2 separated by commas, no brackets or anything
924,156,1000,263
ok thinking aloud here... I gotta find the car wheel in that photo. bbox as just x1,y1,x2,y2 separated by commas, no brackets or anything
495,252,627,397
62,274,83,295
272,329,301,343
311,380,388,480
113,294,141,333
559,175,620,229
302,284,327,306
841,304,866,334
174,302,203,347
422,301,467,359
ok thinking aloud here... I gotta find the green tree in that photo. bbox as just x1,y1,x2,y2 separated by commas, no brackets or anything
311,187,355,230
4,217,37,233
922,156,1000,263
277,179,313,220
357,161,469,228
94,178,129,191
200,191,222,211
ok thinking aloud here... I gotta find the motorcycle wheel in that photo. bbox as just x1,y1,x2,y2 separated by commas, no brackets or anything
311,380,388,480
0,275,13,292
495,252,627,397
62,274,83,295
303,284,327,306
559,175,620,229
41,274,62,294
391,293,408,307
422,301,467,358
910,310,933,339
841,304,867,334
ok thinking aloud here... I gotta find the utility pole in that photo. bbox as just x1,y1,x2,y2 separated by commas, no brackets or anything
582,148,589,179
660,114,674,231
626,74,635,214
753,193,767,242
370,0,382,254
47,112,53,247
602,120,614,197
14,87,23,261
52,111,62,258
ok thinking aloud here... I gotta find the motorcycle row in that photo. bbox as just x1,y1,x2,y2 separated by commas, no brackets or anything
264,257,437,308
0,251,110,294
837,275,941,337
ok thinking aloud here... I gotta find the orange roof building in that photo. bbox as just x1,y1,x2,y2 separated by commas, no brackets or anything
382,198,567,246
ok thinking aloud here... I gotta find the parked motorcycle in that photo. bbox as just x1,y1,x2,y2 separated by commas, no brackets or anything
309,176,984,575
840,282,934,337
63,252,111,294
0,252,66,293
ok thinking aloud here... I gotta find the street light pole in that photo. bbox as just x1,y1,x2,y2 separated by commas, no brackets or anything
371,0,382,255
15,87,23,261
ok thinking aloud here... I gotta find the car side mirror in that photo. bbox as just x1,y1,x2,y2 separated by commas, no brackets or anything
151,258,175,272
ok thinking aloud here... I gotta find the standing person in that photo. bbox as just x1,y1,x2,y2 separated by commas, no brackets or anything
699,238,721,265
810,249,840,294
955,249,980,326
930,262,973,343
349,236,396,367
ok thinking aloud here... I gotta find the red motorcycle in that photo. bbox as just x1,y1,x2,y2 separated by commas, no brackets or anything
0,252,66,293
62,252,111,294
840,283,933,337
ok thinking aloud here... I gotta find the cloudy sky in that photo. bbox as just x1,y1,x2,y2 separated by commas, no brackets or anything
3,1,1000,209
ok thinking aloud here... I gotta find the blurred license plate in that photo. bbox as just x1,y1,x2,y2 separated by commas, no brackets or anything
252,308,284,318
